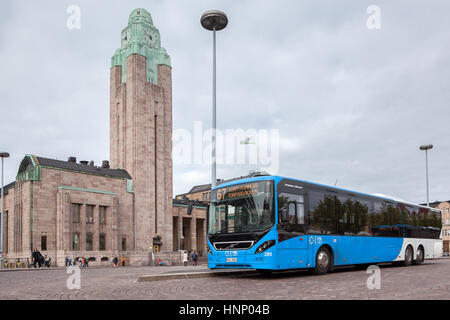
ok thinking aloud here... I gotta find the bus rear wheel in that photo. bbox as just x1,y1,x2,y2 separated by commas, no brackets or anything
313,246,332,275
413,246,424,265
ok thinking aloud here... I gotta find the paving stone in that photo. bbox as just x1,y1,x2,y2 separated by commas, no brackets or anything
0,259,449,299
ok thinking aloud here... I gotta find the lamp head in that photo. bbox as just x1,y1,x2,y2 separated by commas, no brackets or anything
201,10,228,31
419,144,433,151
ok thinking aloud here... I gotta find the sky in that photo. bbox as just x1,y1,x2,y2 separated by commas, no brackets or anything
0,0,449,204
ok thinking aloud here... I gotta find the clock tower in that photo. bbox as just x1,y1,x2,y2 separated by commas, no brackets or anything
110,8,173,264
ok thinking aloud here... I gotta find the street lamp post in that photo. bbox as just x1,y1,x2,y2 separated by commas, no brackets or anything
419,144,433,207
201,10,228,189
0,152,10,263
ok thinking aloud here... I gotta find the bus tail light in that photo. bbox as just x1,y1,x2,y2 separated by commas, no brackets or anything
255,240,275,254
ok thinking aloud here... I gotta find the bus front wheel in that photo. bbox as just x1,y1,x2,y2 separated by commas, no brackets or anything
313,246,332,275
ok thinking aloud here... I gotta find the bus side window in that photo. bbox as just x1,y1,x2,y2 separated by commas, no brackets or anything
281,194,305,225
288,202,296,224
279,193,303,225
297,196,305,224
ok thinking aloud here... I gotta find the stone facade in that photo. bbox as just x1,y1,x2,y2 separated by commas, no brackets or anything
110,60,174,259
2,155,135,266
110,9,174,264
0,155,208,266
172,203,207,254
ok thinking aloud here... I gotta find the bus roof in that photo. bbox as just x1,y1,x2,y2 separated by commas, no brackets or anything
213,175,440,213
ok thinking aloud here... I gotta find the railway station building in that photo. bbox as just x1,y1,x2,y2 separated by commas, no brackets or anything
0,8,208,266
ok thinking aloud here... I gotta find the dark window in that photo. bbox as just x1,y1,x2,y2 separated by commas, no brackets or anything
72,204,81,224
335,194,361,235
99,233,106,251
334,196,371,236
369,201,402,237
308,190,337,234
405,207,441,239
354,198,370,235
41,234,47,251
278,192,305,233
72,233,80,250
86,233,93,251
99,206,106,225
86,205,94,224
122,236,127,251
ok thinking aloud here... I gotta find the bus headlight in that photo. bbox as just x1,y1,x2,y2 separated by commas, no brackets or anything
207,246,212,254
255,240,275,254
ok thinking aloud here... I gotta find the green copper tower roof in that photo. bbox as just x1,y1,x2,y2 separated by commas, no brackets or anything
111,8,171,84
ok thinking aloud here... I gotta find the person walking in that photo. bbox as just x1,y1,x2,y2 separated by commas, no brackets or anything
32,249,42,268
192,251,198,266
183,251,188,267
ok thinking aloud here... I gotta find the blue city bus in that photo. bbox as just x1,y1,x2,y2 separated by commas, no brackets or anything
207,174,442,274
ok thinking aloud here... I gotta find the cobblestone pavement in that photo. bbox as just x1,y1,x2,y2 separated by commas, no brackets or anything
0,259,449,300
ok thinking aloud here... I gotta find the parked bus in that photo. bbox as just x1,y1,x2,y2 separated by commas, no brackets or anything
207,174,442,274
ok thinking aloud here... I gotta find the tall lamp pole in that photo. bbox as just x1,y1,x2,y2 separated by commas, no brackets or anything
419,144,433,207
201,10,228,189
0,152,9,263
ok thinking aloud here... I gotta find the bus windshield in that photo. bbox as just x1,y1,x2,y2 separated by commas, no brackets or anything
208,180,274,235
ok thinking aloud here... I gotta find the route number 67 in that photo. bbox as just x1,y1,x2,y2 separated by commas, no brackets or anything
217,188,226,200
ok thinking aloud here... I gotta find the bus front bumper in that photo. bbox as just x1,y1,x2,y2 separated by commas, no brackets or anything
207,249,277,270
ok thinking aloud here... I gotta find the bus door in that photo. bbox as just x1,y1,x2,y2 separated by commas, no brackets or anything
277,185,309,269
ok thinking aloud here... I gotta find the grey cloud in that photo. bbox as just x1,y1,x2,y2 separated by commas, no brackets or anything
0,0,449,204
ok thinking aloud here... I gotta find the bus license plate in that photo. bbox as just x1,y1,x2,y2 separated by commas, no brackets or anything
226,258,237,262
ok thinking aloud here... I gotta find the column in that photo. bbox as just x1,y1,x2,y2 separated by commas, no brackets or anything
177,208,183,251
203,218,207,253
190,216,197,251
